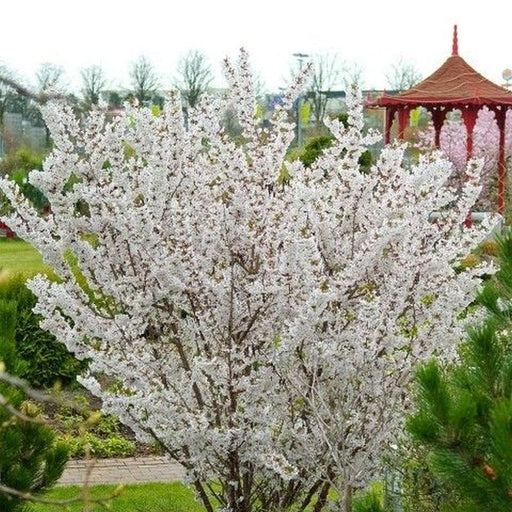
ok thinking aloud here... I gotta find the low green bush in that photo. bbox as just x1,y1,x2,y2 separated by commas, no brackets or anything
294,129,373,172
61,432,136,458
0,273,86,388
0,146,49,213
300,135,333,167
0,146,45,177
54,399,137,458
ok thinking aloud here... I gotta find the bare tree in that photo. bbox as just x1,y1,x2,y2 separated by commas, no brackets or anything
304,53,342,129
175,50,213,109
341,61,365,90
129,56,159,105
386,58,422,91
0,65,22,132
80,65,106,109
36,63,66,94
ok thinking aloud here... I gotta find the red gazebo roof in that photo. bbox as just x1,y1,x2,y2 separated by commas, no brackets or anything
374,27,512,107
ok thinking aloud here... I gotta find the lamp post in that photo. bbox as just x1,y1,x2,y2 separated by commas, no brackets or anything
293,52,309,148
502,68,512,89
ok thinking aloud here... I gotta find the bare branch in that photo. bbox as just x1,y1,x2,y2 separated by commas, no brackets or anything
0,74,66,104
385,58,422,91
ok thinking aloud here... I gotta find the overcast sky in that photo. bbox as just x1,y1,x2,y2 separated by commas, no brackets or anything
2,0,511,94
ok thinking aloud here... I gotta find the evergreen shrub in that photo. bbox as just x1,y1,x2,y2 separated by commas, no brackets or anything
297,113,373,171
0,298,68,512
406,232,512,512
0,274,86,388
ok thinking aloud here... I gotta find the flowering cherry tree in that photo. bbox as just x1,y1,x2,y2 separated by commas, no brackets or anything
0,52,494,512
418,107,512,210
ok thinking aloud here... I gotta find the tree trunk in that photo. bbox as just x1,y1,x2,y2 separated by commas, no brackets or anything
343,484,353,512
312,480,331,512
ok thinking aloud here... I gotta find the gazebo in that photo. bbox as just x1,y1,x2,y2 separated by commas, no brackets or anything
372,26,512,213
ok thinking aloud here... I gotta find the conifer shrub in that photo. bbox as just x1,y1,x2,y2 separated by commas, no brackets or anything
297,113,373,171
300,134,334,167
0,274,86,388
0,298,68,511
405,232,512,512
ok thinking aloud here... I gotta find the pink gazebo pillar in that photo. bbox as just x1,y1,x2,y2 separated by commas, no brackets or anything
495,108,507,214
384,107,396,144
461,107,478,159
397,108,409,140
461,107,478,227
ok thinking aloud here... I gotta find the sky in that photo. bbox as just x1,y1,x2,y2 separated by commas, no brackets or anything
2,0,512,95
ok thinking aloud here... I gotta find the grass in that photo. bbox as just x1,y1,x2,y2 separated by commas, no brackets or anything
30,482,205,512
0,238,50,277
29,483,351,512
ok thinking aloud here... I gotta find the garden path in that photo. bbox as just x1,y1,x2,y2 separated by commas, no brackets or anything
57,456,186,486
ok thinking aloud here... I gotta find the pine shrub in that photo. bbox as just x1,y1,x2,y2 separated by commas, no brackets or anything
406,232,512,512
0,298,69,512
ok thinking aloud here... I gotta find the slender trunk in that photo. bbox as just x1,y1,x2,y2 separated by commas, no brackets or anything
229,493,250,512
193,479,215,512
242,467,253,512
312,481,331,512
343,484,353,512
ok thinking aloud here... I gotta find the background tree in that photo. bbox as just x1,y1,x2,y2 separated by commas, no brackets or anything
341,61,365,90
0,65,22,132
80,64,106,110
386,58,422,91
35,63,67,147
129,55,160,105
0,66,28,153
0,52,492,512
106,90,123,110
175,50,213,110
35,63,66,95
304,53,341,129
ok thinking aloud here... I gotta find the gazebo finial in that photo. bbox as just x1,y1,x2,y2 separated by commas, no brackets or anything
452,24,459,56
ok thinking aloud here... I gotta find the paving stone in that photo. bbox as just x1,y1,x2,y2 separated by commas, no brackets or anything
57,457,186,486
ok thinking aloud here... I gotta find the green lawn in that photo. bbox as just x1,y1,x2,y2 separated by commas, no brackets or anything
30,482,205,512
0,238,50,277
